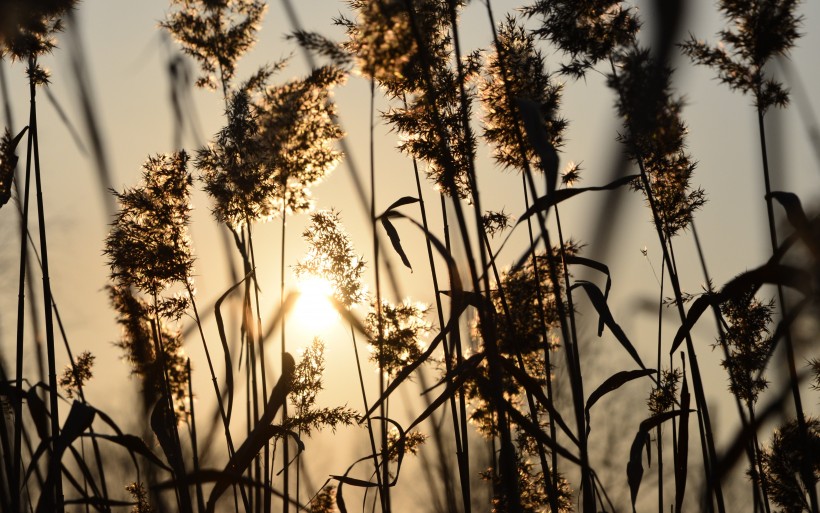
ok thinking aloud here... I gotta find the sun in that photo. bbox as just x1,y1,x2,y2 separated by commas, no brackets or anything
291,275,340,333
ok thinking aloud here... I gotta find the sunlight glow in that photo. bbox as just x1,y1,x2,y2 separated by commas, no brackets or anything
291,276,340,333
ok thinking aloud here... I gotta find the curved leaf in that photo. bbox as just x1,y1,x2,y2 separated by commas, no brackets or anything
675,371,691,513
517,174,640,227
206,353,295,513
382,196,420,213
84,433,169,471
565,255,612,336
628,410,692,512
585,369,656,435
572,281,645,369
215,272,252,422
670,294,712,355
381,216,412,270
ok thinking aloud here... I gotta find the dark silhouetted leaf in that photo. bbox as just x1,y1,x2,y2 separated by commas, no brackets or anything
85,433,170,471
670,294,711,355
383,196,420,212
585,369,656,434
565,255,612,336
215,273,252,422
497,355,579,446
672,263,813,355
572,281,645,369
675,370,691,513
517,174,640,226
364,301,468,419
206,354,295,513
627,429,650,513
381,216,412,270
627,410,691,512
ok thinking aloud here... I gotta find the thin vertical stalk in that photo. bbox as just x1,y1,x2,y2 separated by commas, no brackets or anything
411,153,470,513
368,78,389,513
482,1,589,508
522,176,560,512
13,112,33,513
754,107,818,513
608,58,725,513
246,222,271,513
187,288,250,512
280,204,290,513
29,57,63,512
348,324,386,501
438,194,472,513
656,262,665,513
691,222,761,508
188,359,205,513
151,291,192,513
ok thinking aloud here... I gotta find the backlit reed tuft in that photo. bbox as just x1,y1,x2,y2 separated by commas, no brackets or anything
366,299,431,379
487,244,576,355
108,282,189,419
201,65,346,223
647,367,681,414
287,338,359,436
681,0,801,112
125,482,155,513
479,15,567,172
482,209,513,237
105,151,194,307
761,417,820,513
385,427,427,462
58,350,94,399
162,0,266,91
294,209,366,308
718,288,774,406
342,0,479,198
482,457,573,513
0,0,78,60
198,86,277,228
340,0,451,96
256,65,345,214
522,0,638,78
609,47,705,237
308,485,338,513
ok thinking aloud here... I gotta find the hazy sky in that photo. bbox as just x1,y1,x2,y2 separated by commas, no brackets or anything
1,0,819,509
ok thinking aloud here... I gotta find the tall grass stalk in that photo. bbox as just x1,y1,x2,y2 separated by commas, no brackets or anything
27,56,63,512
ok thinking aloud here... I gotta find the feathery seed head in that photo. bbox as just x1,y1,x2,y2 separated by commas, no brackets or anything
366,298,431,378
106,151,194,302
108,282,189,419
610,47,705,237
523,0,638,78
681,0,801,112
162,0,266,91
719,288,774,405
59,351,95,399
295,209,366,308
480,15,567,173
0,0,78,60
761,417,819,513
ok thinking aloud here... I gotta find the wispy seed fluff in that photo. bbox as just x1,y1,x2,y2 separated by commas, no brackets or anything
609,47,705,237
198,66,345,228
480,15,567,173
105,151,194,302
